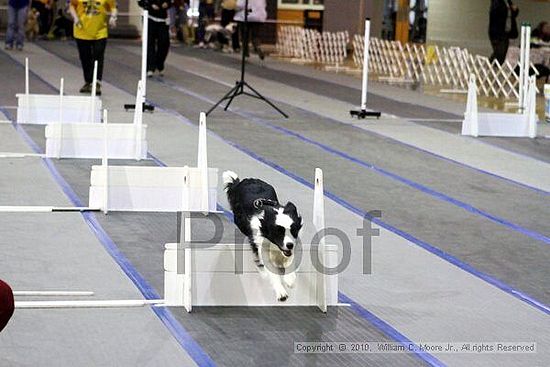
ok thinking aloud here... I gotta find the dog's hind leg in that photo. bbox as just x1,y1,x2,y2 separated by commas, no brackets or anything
249,238,265,268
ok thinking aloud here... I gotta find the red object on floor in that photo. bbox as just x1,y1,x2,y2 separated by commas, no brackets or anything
0,279,15,332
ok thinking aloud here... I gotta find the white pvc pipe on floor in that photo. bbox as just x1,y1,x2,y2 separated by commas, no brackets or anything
0,153,46,158
0,206,101,212
15,299,164,309
14,291,94,296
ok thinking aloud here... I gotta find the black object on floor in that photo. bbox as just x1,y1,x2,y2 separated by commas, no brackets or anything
124,102,155,112
350,109,382,119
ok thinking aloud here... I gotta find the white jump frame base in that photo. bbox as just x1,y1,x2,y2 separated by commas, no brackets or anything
88,112,218,213
164,168,338,313
17,58,102,125
462,74,538,138
45,81,148,160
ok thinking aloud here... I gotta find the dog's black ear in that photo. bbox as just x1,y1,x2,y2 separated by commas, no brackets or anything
284,201,298,215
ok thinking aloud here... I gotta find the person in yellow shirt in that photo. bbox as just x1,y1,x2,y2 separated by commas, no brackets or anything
69,0,117,95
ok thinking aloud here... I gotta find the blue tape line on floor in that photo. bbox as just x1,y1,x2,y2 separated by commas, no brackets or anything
153,49,549,196
0,109,217,366
36,43,550,316
155,105,550,317
146,153,447,367
187,48,550,173
159,77,550,246
18,44,549,359
339,293,446,367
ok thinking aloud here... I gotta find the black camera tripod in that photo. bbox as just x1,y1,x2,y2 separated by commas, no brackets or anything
206,0,288,118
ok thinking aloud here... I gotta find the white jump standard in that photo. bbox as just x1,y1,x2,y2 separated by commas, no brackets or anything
462,74,537,138
88,112,218,212
17,58,102,125
164,168,338,312
45,81,148,159
350,18,381,119
124,10,154,112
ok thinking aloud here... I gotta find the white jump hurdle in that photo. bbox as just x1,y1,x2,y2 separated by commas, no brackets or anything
45,81,148,159
164,168,338,312
16,58,102,125
462,74,537,138
88,112,218,213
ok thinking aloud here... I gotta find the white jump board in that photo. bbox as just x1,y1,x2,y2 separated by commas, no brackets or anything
16,94,102,124
89,165,218,212
164,243,338,307
476,113,533,137
45,123,148,159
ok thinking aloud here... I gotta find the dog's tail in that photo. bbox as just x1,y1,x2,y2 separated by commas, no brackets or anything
223,170,240,192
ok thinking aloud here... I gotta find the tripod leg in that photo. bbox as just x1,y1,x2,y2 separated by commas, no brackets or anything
206,83,240,116
243,81,289,118
224,83,244,111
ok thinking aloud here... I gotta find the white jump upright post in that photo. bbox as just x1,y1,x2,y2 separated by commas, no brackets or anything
141,10,148,101
461,74,479,137
350,18,381,119
90,61,98,124
519,23,531,112
56,78,64,158
197,112,209,213
134,80,144,160
313,168,327,313
102,109,109,214
25,57,30,124
526,75,538,139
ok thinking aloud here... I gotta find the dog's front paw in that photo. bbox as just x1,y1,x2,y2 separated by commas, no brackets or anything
277,290,289,302
275,284,289,302
283,272,296,288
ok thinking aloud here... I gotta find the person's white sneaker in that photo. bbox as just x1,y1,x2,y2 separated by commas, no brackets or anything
147,71,154,78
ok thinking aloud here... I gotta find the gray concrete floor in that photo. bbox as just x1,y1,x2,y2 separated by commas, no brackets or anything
0,40,548,367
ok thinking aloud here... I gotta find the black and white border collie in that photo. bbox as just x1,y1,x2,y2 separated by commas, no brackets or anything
223,171,303,302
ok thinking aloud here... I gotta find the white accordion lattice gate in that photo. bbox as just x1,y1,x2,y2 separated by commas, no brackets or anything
275,26,349,69
276,25,540,102
352,35,539,101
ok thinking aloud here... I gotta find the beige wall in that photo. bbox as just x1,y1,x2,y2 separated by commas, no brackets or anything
427,0,550,55
323,0,385,38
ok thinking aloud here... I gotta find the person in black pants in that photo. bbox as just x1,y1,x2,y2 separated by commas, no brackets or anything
32,0,52,37
0,279,14,333
69,0,117,95
76,39,107,90
489,0,519,65
139,0,172,77
234,0,266,60
195,0,215,48
220,0,239,51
